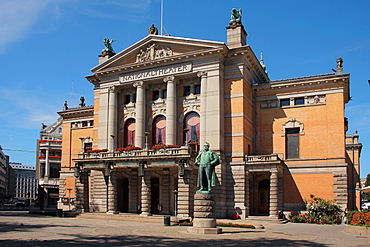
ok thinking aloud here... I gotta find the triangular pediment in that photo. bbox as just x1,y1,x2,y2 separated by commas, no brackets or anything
91,35,226,73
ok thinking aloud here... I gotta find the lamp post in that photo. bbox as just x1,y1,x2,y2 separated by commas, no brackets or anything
184,129,189,147
173,189,178,217
110,135,115,152
144,132,150,150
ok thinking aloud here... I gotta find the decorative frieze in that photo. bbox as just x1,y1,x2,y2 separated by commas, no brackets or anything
136,43,173,62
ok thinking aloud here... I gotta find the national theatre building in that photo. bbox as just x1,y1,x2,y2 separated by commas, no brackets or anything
57,12,361,219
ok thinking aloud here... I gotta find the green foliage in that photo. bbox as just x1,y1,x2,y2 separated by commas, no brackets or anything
346,210,357,224
363,174,370,202
288,195,342,224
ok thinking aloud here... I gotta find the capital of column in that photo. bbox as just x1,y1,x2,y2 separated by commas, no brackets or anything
133,80,145,88
108,86,117,93
163,75,176,84
197,71,208,78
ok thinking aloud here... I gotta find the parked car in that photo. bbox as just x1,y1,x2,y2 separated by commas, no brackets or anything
15,199,25,207
361,202,370,210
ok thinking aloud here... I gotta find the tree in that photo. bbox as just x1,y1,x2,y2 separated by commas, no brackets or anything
363,174,370,202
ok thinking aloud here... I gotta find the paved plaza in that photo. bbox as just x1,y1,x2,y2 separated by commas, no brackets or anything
1,210,370,246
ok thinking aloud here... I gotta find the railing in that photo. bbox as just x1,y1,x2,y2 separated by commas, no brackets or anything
77,147,196,160
245,154,280,162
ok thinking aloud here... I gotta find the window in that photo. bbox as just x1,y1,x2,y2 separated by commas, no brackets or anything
124,119,136,147
184,86,191,96
153,115,166,145
195,85,201,94
294,97,304,105
286,128,300,159
152,90,160,100
280,99,290,107
84,143,92,152
163,90,167,99
124,94,131,104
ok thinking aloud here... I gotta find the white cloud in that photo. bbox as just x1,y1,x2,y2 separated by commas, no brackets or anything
0,0,153,53
0,87,60,129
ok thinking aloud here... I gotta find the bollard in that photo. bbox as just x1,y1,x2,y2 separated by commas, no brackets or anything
57,209,63,217
164,215,171,226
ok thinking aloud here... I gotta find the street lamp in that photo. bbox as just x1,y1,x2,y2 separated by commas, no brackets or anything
144,132,150,150
173,190,178,218
184,128,189,147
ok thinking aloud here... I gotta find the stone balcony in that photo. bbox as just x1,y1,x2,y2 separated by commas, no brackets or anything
38,140,62,149
74,147,198,167
245,154,281,164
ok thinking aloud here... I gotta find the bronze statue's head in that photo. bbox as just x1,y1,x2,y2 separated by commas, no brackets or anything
204,142,210,150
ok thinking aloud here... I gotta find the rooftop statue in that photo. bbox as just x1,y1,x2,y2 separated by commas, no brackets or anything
79,96,86,107
147,24,158,35
102,38,116,54
336,57,343,69
195,142,220,193
230,8,242,24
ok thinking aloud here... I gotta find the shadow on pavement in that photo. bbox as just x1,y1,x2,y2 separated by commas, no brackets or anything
0,234,326,247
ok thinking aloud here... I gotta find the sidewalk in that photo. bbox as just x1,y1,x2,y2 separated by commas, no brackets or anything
0,211,369,246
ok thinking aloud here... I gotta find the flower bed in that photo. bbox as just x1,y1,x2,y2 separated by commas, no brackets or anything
116,146,141,152
86,149,108,153
151,144,179,150
38,140,62,143
38,156,61,159
350,212,370,225
288,195,342,225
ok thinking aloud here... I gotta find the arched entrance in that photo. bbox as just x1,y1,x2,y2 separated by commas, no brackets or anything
117,178,129,212
151,177,160,214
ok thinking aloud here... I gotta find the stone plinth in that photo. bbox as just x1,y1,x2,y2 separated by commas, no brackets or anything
188,192,222,234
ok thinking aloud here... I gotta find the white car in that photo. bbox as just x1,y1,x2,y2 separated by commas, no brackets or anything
361,203,370,210
15,199,25,207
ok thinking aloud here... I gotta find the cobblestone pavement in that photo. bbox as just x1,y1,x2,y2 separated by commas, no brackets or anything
0,211,369,246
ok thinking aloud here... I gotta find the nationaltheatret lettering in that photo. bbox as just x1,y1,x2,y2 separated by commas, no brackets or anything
119,62,192,83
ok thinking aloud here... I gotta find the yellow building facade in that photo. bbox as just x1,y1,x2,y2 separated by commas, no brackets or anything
57,15,361,218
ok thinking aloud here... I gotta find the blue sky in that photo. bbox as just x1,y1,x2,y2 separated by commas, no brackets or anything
0,1,369,177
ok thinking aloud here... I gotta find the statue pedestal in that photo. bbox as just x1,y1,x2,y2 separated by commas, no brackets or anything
187,192,222,234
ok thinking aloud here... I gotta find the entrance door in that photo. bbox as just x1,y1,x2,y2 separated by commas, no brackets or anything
257,179,270,214
117,178,129,212
151,177,160,214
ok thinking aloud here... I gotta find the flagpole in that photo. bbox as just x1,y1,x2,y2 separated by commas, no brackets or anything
160,0,164,35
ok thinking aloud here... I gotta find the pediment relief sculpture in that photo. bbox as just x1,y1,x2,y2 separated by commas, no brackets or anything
136,43,173,63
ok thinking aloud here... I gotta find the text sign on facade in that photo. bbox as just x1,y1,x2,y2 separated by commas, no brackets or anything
119,62,192,83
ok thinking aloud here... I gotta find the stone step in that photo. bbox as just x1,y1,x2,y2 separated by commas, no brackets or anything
77,212,172,223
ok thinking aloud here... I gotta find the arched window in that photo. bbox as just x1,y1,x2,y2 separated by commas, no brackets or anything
153,115,166,145
124,119,136,147
184,112,200,150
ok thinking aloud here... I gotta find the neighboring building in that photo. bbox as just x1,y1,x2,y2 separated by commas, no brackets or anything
0,146,9,200
57,13,361,217
9,163,37,200
36,118,63,207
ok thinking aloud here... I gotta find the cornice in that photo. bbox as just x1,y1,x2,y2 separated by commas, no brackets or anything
58,105,94,118
86,47,226,85
254,73,350,102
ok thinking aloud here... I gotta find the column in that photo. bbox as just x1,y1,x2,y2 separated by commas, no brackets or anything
107,86,117,151
140,170,151,216
107,171,117,214
75,171,89,212
197,71,207,145
45,148,50,181
134,81,145,148
177,165,194,218
269,171,279,216
164,75,177,145
245,171,250,217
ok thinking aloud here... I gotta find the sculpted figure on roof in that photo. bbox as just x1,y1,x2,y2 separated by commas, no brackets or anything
230,8,242,24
